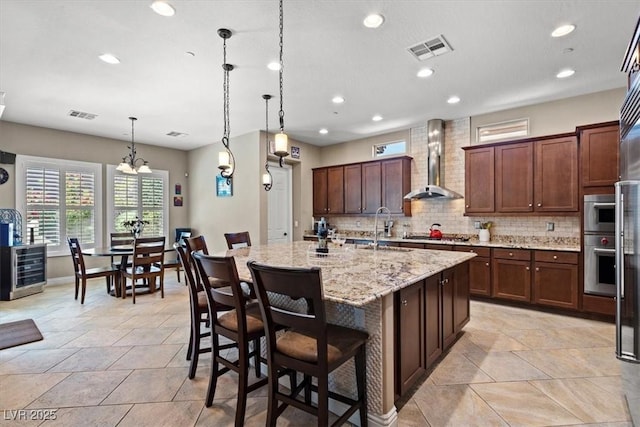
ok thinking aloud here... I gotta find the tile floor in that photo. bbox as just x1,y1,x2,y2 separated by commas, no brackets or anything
0,274,633,426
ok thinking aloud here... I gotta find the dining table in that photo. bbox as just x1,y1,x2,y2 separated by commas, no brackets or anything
84,243,176,297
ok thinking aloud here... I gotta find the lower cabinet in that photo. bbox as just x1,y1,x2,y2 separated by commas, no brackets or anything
492,248,532,302
533,251,578,309
455,246,491,296
395,262,470,400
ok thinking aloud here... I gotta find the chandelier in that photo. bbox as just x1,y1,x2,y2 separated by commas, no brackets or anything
217,28,235,184
116,117,152,174
262,94,273,191
273,0,289,167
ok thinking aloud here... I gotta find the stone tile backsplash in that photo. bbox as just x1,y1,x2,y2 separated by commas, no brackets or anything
324,118,581,242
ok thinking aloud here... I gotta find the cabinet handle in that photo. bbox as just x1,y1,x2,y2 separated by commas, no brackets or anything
553,255,557,260
535,267,539,271
528,203,532,207
509,252,513,257
470,249,475,253
402,300,408,306
328,208,331,212
537,203,542,207
466,204,470,208
526,266,530,271
485,262,489,267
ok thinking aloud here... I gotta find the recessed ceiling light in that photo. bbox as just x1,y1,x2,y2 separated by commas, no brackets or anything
363,14,384,29
319,128,329,135
556,69,575,78
267,61,281,71
551,24,575,38
332,96,345,104
150,0,175,17
447,96,460,104
372,115,383,122
99,53,120,64
417,68,434,78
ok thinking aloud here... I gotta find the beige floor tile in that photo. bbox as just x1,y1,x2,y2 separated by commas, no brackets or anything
396,400,430,426
461,328,530,352
27,370,131,408
514,348,610,379
102,367,189,404
428,353,494,385
107,344,183,370
464,351,550,381
40,404,132,426
61,328,131,348
0,349,79,375
48,346,131,372
0,373,70,409
529,378,631,423
471,381,583,426
117,401,203,427
112,327,177,346
411,383,508,427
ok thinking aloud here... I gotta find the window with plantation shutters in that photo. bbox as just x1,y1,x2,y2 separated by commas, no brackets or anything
16,156,102,256
107,165,168,238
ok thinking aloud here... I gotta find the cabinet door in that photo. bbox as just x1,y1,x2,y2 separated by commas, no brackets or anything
396,280,425,396
580,124,620,187
441,268,457,350
492,258,531,302
534,136,578,212
468,256,491,296
424,275,442,368
465,147,495,213
362,162,381,214
312,168,328,216
326,166,344,214
496,142,534,212
344,164,362,213
454,262,470,333
534,262,578,309
382,158,411,215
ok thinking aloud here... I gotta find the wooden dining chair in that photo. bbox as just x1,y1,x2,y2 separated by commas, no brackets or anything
121,236,165,304
224,231,252,249
67,237,120,304
191,251,267,426
184,235,209,274
174,242,211,378
247,261,369,427
107,232,134,291
156,232,190,284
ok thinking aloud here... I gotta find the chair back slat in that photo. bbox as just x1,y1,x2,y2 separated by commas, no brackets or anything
67,237,86,275
110,232,134,247
174,243,198,292
224,231,252,249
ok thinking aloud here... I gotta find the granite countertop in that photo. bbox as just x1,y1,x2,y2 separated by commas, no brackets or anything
223,241,476,307
304,233,580,252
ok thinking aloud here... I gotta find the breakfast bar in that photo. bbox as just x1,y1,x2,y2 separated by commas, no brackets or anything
225,240,476,426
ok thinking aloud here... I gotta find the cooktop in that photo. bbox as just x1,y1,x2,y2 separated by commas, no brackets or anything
404,235,470,242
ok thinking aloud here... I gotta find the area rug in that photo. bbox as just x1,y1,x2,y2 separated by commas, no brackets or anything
0,319,43,350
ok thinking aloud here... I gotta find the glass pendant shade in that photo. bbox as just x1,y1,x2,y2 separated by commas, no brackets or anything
262,172,272,186
137,163,152,173
117,116,151,175
218,151,231,170
274,132,289,157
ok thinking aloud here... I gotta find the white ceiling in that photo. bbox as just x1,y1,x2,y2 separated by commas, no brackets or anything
0,1,638,151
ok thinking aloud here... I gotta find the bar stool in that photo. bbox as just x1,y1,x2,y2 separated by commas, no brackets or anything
224,231,251,249
247,261,369,427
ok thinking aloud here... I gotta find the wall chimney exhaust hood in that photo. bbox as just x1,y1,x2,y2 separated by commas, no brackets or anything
404,119,462,200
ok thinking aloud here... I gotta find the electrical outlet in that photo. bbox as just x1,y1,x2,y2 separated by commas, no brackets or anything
474,221,481,229
356,221,361,228
294,220,298,227
546,222,555,231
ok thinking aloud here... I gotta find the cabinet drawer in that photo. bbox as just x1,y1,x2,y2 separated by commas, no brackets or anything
534,251,578,264
399,242,426,249
454,246,490,257
493,248,531,261
425,244,453,251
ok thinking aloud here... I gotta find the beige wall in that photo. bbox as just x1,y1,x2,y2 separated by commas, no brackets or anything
319,129,411,166
0,121,189,279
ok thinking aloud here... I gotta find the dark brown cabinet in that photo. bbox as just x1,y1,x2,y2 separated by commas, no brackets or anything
455,246,491,296
382,157,412,215
495,142,534,212
344,164,362,213
362,161,381,214
464,146,495,213
578,122,620,188
533,250,578,309
492,248,531,302
534,136,579,212
312,166,344,215
395,279,425,397
424,275,442,368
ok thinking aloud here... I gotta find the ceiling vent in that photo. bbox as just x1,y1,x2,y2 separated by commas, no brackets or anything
166,131,188,137
407,35,453,61
68,110,97,120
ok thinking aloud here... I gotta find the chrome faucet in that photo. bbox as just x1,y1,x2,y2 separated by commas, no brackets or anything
373,206,391,247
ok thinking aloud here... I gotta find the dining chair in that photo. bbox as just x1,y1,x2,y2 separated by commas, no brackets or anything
108,232,134,291
157,231,190,284
173,242,212,378
67,237,120,304
121,236,165,304
224,231,252,249
247,261,369,427
191,251,268,426
184,235,209,275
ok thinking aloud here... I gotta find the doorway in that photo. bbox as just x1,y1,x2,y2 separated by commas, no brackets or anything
267,163,292,244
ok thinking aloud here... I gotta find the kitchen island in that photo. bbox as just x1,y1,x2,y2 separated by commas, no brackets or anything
224,240,476,427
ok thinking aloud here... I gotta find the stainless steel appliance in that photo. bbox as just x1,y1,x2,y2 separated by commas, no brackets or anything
616,18,640,425
583,194,616,296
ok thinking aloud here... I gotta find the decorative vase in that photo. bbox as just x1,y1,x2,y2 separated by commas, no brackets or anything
131,222,144,239
479,229,490,242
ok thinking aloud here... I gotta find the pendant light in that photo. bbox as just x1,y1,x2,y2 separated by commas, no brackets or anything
217,28,235,184
274,0,289,167
116,116,152,175
262,94,273,191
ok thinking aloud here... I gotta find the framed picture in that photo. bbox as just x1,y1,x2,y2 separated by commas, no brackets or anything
291,146,300,159
173,196,183,206
216,175,233,197
175,183,182,195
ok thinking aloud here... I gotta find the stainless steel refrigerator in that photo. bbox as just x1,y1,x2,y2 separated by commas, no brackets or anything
616,25,640,422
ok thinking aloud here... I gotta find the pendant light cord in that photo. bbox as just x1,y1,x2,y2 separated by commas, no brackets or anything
222,36,230,148
278,0,285,133
264,94,273,191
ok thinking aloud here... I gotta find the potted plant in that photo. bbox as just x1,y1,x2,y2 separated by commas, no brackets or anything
122,217,149,239
479,221,492,242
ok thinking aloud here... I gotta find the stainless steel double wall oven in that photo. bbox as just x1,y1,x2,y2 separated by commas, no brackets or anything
583,194,616,296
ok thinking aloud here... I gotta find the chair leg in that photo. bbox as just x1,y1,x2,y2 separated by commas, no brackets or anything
356,346,368,427
205,334,220,407
105,276,111,294
253,338,261,378
188,317,200,379
160,274,164,299
266,365,279,427
317,376,329,427
186,325,194,361
235,339,250,427
304,374,312,404
80,277,87,304
121,276,127,299
74,276,80,300
176,265,181,283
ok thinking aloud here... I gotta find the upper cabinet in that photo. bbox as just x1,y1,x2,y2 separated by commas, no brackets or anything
312,156,412,217
578,121,620,190
463,133,579,215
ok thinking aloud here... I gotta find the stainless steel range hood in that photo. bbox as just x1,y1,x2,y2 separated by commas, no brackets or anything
404,119,463,200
